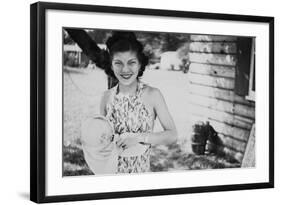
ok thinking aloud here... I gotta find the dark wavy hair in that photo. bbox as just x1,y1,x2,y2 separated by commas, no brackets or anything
100,32,148,80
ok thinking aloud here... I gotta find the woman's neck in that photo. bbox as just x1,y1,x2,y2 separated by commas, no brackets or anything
118,80,139,95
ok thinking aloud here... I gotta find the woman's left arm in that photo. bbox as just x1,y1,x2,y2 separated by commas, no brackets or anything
141,88,178,145
116,88,178,149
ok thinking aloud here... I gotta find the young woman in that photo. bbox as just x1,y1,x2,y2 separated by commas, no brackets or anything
99,32,177,173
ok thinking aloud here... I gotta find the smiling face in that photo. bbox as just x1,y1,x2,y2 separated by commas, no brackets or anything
111,51,141,86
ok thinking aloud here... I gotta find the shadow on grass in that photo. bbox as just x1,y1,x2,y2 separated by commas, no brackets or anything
63,142,240,176
150,143,240,172
63,145,93,176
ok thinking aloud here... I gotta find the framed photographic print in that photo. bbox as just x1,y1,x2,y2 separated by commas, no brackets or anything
30,1,274,203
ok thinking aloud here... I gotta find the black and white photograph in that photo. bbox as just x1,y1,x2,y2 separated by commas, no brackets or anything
62,28,256,176
29,2,274,203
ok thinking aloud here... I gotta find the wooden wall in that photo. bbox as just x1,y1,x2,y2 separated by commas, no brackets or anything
187,35,255,163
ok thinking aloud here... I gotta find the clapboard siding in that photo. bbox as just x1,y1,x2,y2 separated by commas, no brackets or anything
188,83,253,106
218,134,247,153
188,73,234,89
191,35,237,42
187,35,255,163
188,113,250,142
188,104,253,130
189,53,237,66
190,42,237,54
209,121,250,142
189,63,235,78
187,114,247,160
188,94,255,119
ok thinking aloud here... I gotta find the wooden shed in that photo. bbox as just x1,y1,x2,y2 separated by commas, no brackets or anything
186,34,255,164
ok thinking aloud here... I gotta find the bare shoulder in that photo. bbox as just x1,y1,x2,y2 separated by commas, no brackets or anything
143,85,164,104
144,85,161,96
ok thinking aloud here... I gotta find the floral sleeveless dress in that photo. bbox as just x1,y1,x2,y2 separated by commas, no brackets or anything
106,81,154,173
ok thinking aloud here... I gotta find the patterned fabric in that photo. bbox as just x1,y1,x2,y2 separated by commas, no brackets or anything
117,147,151,173
106,81,154,173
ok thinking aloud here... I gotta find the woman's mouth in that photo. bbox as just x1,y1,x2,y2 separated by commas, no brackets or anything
120,73,133,80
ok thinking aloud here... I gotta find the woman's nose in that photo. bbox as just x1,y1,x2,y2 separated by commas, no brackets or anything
121,64,130,72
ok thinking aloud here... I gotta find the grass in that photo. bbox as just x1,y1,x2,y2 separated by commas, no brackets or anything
63,140,240,176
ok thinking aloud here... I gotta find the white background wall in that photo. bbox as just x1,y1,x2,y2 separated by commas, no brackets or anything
0,0,279,204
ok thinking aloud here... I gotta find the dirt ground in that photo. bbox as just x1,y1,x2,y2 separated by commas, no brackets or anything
63,66,240,176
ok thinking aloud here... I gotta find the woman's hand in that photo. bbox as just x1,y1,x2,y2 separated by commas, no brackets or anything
116,133,142,150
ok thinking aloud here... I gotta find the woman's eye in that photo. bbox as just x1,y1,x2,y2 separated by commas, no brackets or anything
129,61,136,65
113,62,122,66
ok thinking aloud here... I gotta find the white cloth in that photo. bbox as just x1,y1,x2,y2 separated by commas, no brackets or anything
81,115,119,174
81,115,148,174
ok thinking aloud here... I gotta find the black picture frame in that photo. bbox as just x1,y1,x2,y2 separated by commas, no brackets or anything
30,1,274,203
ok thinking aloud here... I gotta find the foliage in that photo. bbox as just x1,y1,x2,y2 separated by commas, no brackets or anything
63,29,75,44
136,31,190,63
86,29,112,44
64,28,190,65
